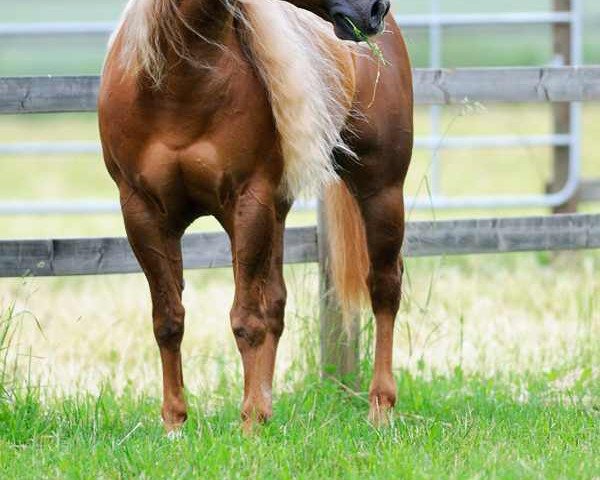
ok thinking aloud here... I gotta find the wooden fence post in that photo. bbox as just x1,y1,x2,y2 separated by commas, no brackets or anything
317,200,360,387
549,0,578,213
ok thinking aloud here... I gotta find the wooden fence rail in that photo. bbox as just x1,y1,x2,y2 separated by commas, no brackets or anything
2,213,599,278
2,67,600,114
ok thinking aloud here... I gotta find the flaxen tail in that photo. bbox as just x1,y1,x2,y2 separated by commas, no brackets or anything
324,181,370,320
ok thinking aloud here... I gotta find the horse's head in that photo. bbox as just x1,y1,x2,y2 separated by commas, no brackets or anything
289,0,391,41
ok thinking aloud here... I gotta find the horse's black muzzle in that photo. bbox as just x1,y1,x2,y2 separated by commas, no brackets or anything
329,0,390,41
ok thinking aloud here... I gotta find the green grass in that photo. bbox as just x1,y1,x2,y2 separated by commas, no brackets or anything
0,252,599,479
0,380,597,479
0,289,598,480
0,363,598,478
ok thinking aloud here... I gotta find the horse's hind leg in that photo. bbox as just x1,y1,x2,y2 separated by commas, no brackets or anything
226,181,289,431
119,186,188,433
356,184,405,425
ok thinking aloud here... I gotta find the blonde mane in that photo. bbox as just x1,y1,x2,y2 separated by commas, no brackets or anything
111,0,357,198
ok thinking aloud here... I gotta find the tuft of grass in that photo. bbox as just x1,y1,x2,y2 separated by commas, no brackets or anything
344,17,390,66
0,297,29,403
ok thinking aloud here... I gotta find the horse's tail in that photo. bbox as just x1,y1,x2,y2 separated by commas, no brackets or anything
323,181,370,321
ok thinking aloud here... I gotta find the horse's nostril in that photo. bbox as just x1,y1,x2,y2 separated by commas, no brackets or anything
369,0,388,30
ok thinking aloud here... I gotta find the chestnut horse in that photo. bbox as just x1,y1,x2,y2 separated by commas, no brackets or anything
99,0,412,432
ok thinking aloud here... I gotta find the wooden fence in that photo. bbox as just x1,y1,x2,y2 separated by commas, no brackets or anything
2,67,600,114
2,214,600,278
2,66,600,380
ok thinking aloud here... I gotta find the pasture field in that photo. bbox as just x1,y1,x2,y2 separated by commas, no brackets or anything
0,251,599,478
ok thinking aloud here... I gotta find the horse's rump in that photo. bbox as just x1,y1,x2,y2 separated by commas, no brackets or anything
110,0,359,198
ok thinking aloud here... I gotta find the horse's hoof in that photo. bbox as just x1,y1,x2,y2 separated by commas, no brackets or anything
166,428,184,441
240,410,270,435
368,404,393,427
241,417,269,436
241,419,257,436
